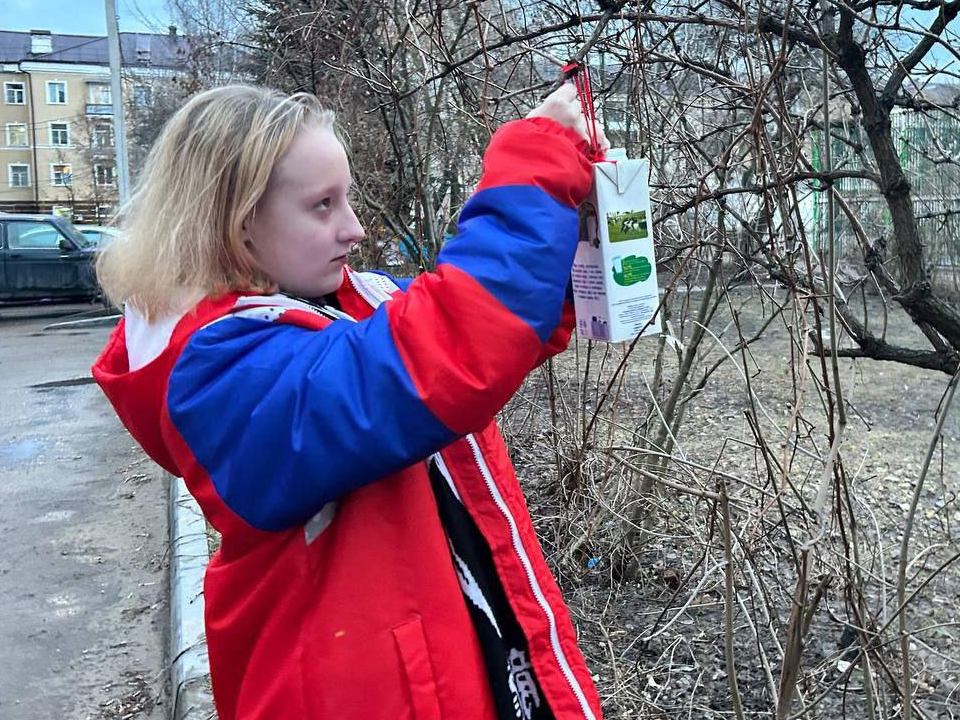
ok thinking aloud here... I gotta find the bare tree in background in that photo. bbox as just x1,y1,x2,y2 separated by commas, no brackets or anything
162,1,960,716
116,1,259,176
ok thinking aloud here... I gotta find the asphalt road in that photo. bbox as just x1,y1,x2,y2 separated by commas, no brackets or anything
0,303,167,719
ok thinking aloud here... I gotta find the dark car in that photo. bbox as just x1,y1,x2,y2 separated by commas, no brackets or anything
0,214,100,302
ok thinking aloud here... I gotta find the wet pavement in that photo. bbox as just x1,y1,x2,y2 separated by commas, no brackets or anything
0,303,167,719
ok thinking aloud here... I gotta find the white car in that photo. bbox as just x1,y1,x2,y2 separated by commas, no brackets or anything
76,225,122,247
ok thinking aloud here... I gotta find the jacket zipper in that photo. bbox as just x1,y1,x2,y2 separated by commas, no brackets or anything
352,269,596,719
346,269,394,308
464,434,596,720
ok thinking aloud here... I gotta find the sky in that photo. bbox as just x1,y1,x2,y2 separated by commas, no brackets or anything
0,0,955,72
3,0,172,36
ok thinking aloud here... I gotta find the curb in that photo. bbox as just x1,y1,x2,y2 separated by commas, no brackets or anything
168,473,215,719
42,314,121,331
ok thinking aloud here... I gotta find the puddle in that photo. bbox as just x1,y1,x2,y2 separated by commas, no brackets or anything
46,592,80,618
29,510,77,524
0,439,45,469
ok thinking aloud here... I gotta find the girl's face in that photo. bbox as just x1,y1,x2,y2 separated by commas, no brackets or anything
246,126,364,297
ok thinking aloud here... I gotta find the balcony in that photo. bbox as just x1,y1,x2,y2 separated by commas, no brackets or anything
86,104,113,116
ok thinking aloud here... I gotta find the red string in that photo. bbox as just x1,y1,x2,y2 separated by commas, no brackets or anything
562,61,602,160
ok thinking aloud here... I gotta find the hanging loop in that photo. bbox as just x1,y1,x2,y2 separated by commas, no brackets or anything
561,60,603,160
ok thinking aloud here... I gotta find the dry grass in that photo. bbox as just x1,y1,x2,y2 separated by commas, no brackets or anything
503,283,960,719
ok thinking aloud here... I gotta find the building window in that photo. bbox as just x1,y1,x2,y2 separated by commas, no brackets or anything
4,82,25,105
94,164,116,186
51,163,73,186
88,83,112,104
92,123,114,148
50,122,70,146
46,81,67,104
133,84,154,107
31,32,53,55
5,123,28,147
9,164,30,188
136,34,152,64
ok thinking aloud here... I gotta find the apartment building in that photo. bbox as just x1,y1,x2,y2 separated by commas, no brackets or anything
0,27,188,218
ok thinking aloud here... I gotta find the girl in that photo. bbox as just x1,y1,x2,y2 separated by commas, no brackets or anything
93,83,607,720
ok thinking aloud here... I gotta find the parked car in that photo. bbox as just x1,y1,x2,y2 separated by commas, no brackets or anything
76,224,122,247
0,214,100,301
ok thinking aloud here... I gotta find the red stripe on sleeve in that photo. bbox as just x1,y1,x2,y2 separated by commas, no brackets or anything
386,264,543,435
476,117,594,208
534,301,575,368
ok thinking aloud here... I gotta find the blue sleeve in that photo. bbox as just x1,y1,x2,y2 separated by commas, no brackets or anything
437,185,578,342
166,312,455,531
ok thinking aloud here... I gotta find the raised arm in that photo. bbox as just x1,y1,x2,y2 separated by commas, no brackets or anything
166,115,593,532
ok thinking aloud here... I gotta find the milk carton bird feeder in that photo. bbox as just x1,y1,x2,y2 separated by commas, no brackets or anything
562,60,663,343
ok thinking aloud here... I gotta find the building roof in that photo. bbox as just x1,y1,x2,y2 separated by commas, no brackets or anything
916,82,960,106
0,29,189,69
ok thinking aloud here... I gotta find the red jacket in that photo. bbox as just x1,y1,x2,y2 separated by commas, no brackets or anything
93,118,603,720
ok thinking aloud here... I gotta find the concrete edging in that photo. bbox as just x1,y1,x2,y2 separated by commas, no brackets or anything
168,473,215,719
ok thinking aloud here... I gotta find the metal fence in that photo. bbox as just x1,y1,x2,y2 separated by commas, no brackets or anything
0,200,115,223
810,108,960,280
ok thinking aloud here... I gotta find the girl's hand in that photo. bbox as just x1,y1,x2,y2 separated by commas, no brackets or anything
527,84,610,153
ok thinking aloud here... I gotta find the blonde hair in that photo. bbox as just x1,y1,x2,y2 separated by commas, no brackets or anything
97,84,336,320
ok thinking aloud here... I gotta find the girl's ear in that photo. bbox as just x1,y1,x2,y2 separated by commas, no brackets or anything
242,203,259,235
241,209,256,248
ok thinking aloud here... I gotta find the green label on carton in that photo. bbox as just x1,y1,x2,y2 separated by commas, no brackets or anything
612,255,652,286
606,210,649,243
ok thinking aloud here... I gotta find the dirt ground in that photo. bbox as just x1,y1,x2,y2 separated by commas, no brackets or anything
504,284,960,719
